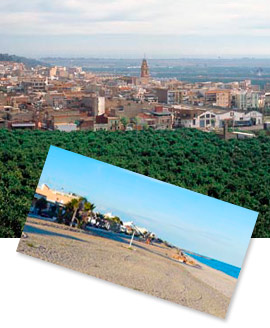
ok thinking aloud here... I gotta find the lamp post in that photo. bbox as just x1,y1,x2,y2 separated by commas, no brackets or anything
129,230,135,248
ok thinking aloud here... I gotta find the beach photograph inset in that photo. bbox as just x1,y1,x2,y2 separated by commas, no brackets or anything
17,146,258,318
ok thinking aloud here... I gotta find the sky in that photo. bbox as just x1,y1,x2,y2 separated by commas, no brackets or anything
0,0,270,58
37,146,258,267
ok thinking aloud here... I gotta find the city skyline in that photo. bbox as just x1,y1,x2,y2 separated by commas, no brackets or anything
1,0,270,58
38,146,258,268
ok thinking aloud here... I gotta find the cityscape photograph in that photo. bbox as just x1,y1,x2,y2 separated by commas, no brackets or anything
0,0,270,241
17,146,258,318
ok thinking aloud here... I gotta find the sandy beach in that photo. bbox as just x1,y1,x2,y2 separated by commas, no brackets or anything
17,217,237,318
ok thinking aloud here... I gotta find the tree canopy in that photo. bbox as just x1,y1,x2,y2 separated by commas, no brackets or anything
0,128,269,237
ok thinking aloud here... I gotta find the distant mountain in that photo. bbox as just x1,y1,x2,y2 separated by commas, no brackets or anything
0,53,49,67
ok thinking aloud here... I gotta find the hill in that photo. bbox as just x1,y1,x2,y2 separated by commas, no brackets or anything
0,128,269,237
0,53,48,67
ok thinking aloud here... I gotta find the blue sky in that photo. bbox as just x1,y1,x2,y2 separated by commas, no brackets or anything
1,0,270,57
37,146,258,267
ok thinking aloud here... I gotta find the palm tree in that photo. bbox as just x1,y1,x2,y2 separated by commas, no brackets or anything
111,216,121,224
65,198,79,226
68,197,86,227
84,202,96,221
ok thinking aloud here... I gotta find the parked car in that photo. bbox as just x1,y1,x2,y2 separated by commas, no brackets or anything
125,228,133,235
40,211,50,218
89,218,96,226
105,221,111,230
120,225,126,233
94,218,107,229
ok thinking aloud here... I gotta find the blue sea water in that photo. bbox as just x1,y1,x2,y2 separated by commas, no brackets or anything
185,252,241,279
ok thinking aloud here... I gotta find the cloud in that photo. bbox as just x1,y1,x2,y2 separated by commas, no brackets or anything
1,0,270,57
0,0,270,37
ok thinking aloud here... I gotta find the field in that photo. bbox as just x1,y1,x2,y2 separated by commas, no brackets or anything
0,128,269,237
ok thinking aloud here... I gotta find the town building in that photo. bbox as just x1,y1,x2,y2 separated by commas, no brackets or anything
235,91,259,110
155,88,182,105
174,107,263,129
0,58,267,136
205,90,231,108
94,113,120,131
21,77,47,93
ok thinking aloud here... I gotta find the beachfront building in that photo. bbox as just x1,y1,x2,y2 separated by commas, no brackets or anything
30,184,79,215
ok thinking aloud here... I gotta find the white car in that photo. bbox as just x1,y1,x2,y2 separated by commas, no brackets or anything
90,218,96,225
120,225,126,233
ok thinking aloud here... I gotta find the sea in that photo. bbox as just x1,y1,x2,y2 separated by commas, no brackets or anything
184,252,241,279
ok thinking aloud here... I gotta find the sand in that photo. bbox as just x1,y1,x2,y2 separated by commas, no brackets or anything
17,217,237,318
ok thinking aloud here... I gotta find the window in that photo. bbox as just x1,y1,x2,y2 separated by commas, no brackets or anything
200,120,205,127
206,114,210,118
206,120,210,124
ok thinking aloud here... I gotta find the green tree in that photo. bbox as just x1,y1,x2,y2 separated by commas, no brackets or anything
84,201,96,219
111,216,122,224
120,117,129,130
35,198,47,215
66,197,85,226
0,128,270,237
65,197,95,228
132,116,141,130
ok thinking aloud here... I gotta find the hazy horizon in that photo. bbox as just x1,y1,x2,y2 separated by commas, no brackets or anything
38,55,270,60
6,53,270,61
4,46,270,61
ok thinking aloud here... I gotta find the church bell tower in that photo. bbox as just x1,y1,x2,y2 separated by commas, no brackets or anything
141,58,150,78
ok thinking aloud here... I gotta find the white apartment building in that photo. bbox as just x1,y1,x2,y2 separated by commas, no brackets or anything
264,93,270,108
216,110,263,127
98,96,105,115
180,110,263,129
235,91,259,110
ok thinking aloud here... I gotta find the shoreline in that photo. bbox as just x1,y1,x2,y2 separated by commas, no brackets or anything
185,252,240,279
